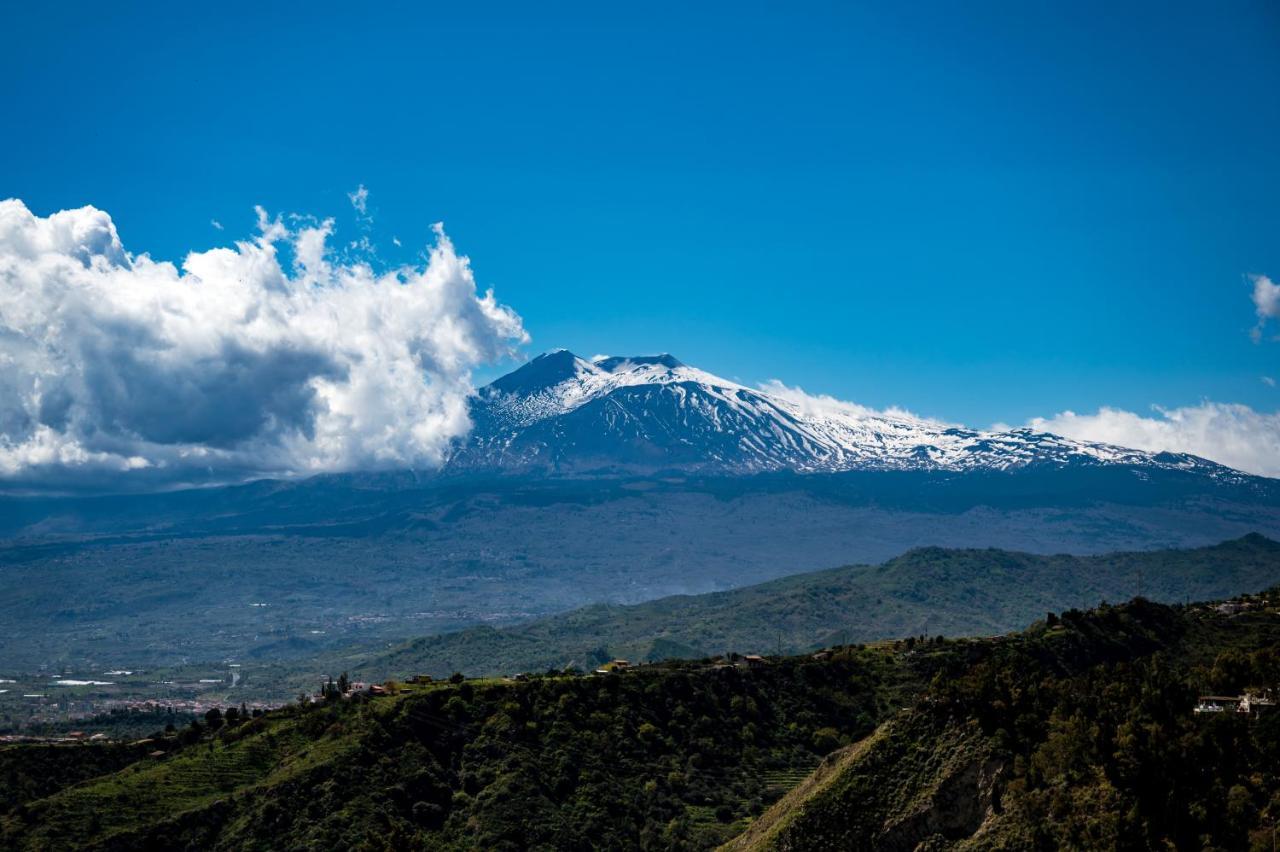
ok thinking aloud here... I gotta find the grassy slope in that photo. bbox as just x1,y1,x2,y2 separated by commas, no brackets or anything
728,713,999,852
317,534,1280,687
721,726,890,852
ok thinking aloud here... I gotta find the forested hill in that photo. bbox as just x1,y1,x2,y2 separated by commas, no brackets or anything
728,591,1280,851
3,586,1280,850
323,533,1280,685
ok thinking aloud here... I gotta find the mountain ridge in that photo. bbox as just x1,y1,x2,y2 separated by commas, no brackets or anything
303,532,1280,687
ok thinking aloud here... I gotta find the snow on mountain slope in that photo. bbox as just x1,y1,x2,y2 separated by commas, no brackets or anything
448,350,1244,478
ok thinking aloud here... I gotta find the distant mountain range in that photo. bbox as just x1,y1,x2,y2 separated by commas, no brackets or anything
448,350,1250,481
1,352,1278,676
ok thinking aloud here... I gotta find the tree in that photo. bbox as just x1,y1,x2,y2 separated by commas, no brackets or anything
811,726,841,753
449,672,465,684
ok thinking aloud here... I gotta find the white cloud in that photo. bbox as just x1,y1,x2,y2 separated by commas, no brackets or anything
1251,273,1280,342
757,380,952,427
345,185,377,260
759,380,1280,479
348,184,369,217
210,219,224,231
1028,403,1280,478
1264,376,1276,388
0,198,527,491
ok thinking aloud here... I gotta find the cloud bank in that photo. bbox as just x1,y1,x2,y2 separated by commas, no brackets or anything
1029,403,1280,478
760,382,1280,479
0,199,527,491
757,380,953,427
1028,268,1280,477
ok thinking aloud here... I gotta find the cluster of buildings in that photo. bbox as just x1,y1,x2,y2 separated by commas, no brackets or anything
315,679,397,700
594,659,632,674
1194,692,1276,716
1203,592,1277,617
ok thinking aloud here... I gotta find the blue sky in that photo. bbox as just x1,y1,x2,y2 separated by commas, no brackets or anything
3,1,1278,431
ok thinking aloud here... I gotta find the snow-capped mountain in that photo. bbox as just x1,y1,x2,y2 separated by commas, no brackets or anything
447,350,1242,479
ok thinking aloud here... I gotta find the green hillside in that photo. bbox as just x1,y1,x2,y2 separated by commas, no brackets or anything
728,593,1280,851
3,580,1280,849
311,533,1280,687
1,649,922,850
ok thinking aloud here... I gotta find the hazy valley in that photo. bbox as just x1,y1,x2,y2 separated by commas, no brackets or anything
3,354,1279,679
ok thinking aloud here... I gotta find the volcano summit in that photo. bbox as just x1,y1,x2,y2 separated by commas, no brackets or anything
449,351,1244,482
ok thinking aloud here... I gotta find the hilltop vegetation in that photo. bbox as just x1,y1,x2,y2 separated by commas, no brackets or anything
3,581,1280,850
